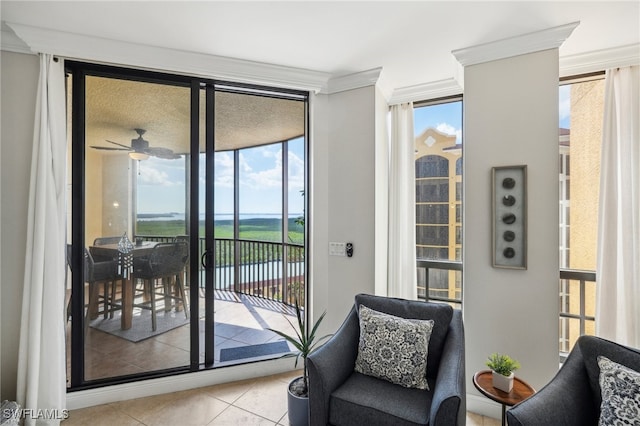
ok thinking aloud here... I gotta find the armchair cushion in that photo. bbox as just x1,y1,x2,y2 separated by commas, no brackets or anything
597,356,640,425
329,372,433,426
354,305,434,390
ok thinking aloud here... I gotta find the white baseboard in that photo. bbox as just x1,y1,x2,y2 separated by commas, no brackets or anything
66,357,295,410
466,393,502,420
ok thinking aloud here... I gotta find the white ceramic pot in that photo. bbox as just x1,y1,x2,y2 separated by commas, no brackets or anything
492,370,514,392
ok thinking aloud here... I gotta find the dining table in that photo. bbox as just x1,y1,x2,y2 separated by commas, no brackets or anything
89,240,159,330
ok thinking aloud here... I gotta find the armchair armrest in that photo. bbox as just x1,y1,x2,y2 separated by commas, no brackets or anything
308,307,360,426
506,342,597,426
430,309,466,426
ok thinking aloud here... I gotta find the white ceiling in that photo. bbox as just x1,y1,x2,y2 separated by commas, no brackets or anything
2,1,639,92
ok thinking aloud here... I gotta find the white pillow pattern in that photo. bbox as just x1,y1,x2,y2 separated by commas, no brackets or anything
598,355,640,426
354,305,434,390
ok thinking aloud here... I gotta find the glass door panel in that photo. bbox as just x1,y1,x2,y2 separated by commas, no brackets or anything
81,74,192,382
208,88,306,365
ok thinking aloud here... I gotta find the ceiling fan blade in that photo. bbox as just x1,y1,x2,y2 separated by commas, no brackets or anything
146,146,181,159
105,139,133,150
90,145,130,151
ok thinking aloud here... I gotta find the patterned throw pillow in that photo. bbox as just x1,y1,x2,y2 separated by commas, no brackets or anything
354,304,434,390
598,355,640,426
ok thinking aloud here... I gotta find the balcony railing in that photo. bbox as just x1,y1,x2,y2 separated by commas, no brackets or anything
137,235,305,307
135,239,594,341
559,268,596,354
417,259,463,308
417,261,597,355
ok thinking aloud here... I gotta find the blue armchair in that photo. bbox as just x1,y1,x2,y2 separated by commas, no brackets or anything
307,293,465,426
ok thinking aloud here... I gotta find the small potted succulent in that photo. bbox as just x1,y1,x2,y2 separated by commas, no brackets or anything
486,353,521,392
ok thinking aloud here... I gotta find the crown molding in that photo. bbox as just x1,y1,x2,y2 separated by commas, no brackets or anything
5,22,330,93
389,78,462,105
452,22,580,67
0,27,32,54
560,43,640,77
325,67,383,95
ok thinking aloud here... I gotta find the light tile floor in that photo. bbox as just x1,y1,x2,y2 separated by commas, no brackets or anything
63,370,500,425
69,291,298,383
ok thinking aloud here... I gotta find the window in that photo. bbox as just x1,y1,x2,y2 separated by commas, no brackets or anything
558,74,604,354
413,98,463,307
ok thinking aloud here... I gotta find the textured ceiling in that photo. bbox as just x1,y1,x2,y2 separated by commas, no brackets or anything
85,76,305,155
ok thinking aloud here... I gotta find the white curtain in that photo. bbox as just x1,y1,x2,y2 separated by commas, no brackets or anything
596,66,640,348
16,54,67,425
388,103,417,300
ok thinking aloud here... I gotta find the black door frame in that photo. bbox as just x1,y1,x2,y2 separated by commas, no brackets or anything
67,60,309,390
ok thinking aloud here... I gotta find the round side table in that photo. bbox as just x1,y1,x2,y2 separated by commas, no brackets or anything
473,370,536,426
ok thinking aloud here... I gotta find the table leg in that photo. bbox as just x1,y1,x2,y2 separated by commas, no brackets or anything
501,404,506,426
88,284,99,320
121,278,132,330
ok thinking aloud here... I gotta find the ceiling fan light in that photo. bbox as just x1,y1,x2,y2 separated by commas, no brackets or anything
129,152,149,161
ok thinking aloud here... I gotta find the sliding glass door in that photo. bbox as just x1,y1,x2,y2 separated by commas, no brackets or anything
66,62,308,388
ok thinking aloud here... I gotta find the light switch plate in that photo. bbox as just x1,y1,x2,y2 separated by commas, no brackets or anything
329,242,346,256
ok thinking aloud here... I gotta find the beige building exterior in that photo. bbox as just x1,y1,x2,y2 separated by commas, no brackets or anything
561,78,604,350
414,127,462,302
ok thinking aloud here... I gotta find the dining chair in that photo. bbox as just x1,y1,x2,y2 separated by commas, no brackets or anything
132,241,190,331
66,245,123,335
93,236,122,246
173,235,190,288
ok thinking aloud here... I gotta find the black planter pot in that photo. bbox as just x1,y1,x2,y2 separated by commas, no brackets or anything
287,377,309,426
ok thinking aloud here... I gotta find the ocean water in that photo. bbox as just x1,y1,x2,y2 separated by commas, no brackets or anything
137,213,303,222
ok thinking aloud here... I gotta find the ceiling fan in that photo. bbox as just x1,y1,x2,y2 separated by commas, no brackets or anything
91,128,181,160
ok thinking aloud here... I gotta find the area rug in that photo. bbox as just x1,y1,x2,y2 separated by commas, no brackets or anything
89,310,189,343
220,340,290,362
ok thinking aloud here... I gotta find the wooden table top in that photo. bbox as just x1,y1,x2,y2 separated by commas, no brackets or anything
473,370,536,407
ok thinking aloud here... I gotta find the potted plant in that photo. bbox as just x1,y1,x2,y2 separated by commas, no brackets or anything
486,352,521,392
268,297,330,426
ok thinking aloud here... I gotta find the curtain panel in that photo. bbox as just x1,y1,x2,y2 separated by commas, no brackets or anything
387,103,417,300
16,54,67,425
596,65,640,348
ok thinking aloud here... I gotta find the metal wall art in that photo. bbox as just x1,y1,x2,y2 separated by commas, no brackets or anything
492,165,527,269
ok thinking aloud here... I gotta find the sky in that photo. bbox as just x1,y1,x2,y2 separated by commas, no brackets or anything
136,137,305,215
137,88,568,216
414,100,462,144
559,84,571,129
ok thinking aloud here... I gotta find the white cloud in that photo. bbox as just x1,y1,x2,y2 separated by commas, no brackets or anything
288,150,304,190
243,148,283,189
436,122,462,143
214,152,235,188
559,85,571,125
138,163,177,186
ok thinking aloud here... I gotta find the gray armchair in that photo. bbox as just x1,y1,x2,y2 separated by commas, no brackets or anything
507,335,640,426
307,293,465,426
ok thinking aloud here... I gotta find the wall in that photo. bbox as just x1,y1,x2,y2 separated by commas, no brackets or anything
463,49,560,416
0,50,39,400
314,85,379,332
0,49,385,402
